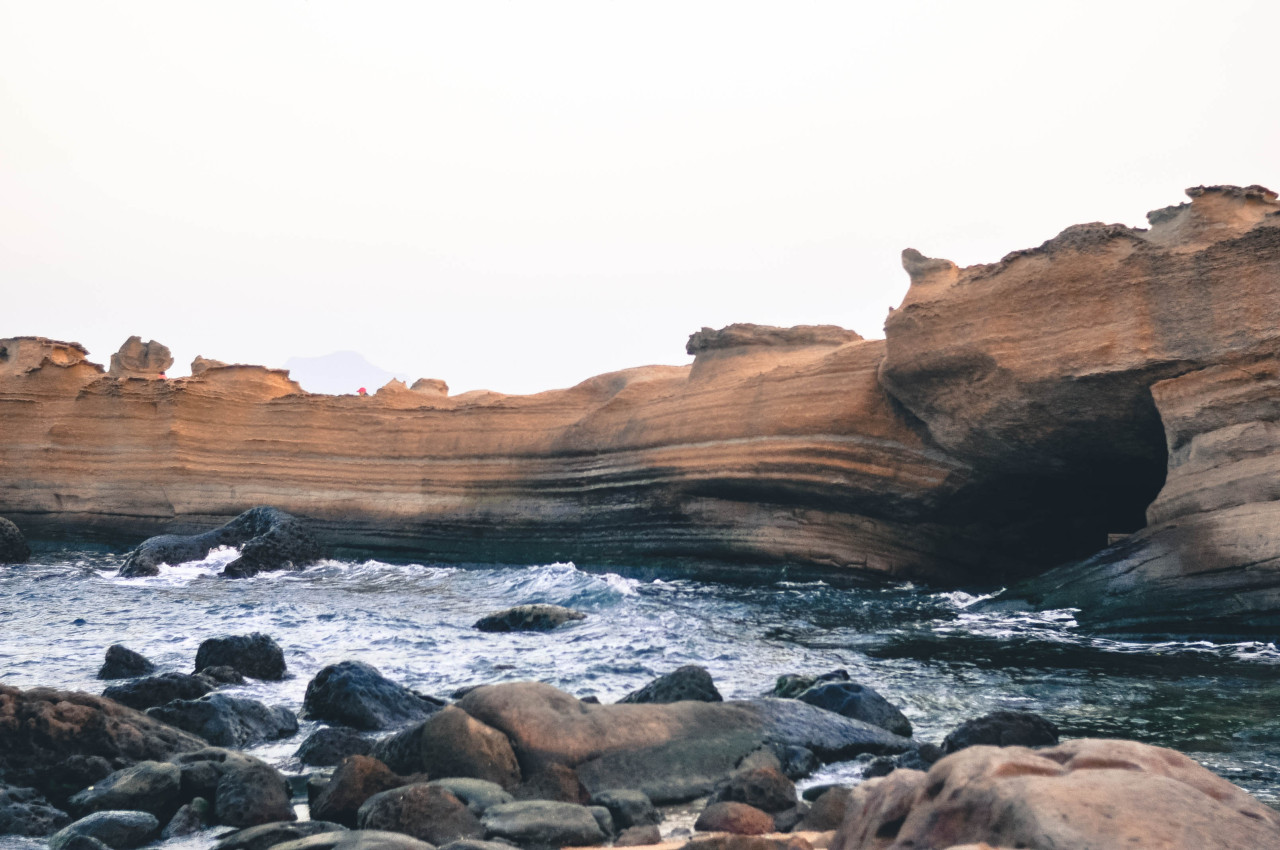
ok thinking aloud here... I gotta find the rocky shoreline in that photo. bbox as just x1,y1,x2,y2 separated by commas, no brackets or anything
4,628,1276,850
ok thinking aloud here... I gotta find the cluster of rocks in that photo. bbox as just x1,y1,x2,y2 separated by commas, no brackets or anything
5,645,1277,850
118,507,322,579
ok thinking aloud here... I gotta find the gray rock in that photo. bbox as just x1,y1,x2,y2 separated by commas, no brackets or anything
770,670,849,700
199,665,246,684
588,789,660,829
102,672,217,711
96,646,155,680
161,797,211,838
0,783,69,836
194,632,288,680
439,841,518,850
214,820,349,850
48,811,159,850
710,767,796,813
119,507,320,579
304,661,441,731
473,604,586,633
296,726,373,767
587,805,614,838
480,801,605,847
0,516,30,564
426,779,513,816
147,693,298,748
169,748,294,829
619,665,722,704
67,761,182,819
270,830,437,850
795,681,912,738
357,784,484,846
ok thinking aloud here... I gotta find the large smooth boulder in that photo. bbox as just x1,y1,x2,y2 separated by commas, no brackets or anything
146,693,298,748
356,784,484,845
588,789,660,829
473,604,586,632
49,811,159,850
304,661,441,731
96,646,156,681
0,516,29,563
296,727,373,767
795,682,911,738
102,672,216,711
479,800,605,847
67,761,182,819
119,506,320,578
830,739,1280,850
194,632,288,681
0,685,206,807
619,665,723,704
371,706,521,791
695,801,775,836
269,831,436,850
169,748,294,828
0,783,70,836
214,820,348,850
453,682,908,804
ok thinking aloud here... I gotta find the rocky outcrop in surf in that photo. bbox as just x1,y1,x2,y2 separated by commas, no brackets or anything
118,507,320,578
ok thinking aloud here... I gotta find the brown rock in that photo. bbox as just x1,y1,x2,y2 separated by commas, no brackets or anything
0,685,207,806
311,756,424,828
614,824,663,845
683,837,816,850
191,356,228,376
513,764,590,804
356,783,483,845
695,802,776,835
711,768,796,813
108,336,173,378
369,706,521,791
795,787,850,832
830,739,1280,850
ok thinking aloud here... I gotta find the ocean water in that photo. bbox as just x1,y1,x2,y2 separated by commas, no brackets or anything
2,547,1279,847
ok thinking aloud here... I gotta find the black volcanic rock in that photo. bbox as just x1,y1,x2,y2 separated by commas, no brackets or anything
619,665,722,704
194,633,286,681
102,673,216,711
0,517,29,564
118,506,320,578
97,646,156,680
304,661,442,731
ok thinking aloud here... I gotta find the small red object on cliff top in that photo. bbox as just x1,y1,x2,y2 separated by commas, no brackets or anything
357,387,367,396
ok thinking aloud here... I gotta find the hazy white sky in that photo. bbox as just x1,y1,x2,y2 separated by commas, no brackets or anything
3,2,1277,394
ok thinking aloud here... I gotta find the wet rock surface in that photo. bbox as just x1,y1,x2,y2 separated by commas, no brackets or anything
146,693,298,748
96,646,156,681
356,783,484,845
49,811,159,850
940,710,1059,754
479,800,606,847
214,820,349,850
473,604,587,633
619,665,723,704
296,727,374,767
794,682,911,738
194,632,288,681
371,706,521,791
119,507,319,579
311,756,424,828
67,760,182,819
102,672,217,711
304,661,441,731
169,748,294,829
0,516,30,563
0,783,71,836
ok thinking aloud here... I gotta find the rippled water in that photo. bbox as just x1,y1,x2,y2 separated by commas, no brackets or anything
3,547,1279,847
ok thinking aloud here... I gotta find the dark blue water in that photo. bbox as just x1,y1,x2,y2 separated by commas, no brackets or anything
2,547,1279,848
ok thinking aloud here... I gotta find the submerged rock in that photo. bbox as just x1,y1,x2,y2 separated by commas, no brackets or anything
96,646,156,681
940,710,1059,754
304,661,441,731
118,506,320,579
0,516,29,563
194,632,287,681
619,665,723,704
473,604,586,633
146,693,298,748
830,738,1280,850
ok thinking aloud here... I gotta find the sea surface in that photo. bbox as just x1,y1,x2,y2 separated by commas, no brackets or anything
3,547,1280,848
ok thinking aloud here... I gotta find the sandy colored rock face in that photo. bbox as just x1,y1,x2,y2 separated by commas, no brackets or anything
108,336,174,378
830,739,1280,850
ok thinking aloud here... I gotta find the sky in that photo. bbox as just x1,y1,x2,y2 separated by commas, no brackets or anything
2,2,1278,395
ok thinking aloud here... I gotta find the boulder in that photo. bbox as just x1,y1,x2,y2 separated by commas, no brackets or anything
940,710,1059,755
695,801,775,835
160,797,211,838
48,811,159,850
771,670,849,700
269,831,436,850
0,516,29,563
193,632,288,681
587,804,614,838
0,783,70,836
67,760,182,819
356,783,484,845
684,835,816,850
108,336,173,378
296,727,373,767
371,706,521,791
169,748,294,828
0,685,206,807
512,764,589,804
146,693,298,748
830,739,1280,850
101,672,216,711
473,604,586,633
311,756,421,828
615,824,662,846
96,646,156,681
479,800,606,847
795,682,912,738
589,789,660,829
710,768,796,813
119,506,319,579
214,820,349,850
453,682,909,804
794,786,850,832
425,779,512,816
619,665,723,704
303,661,441,731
